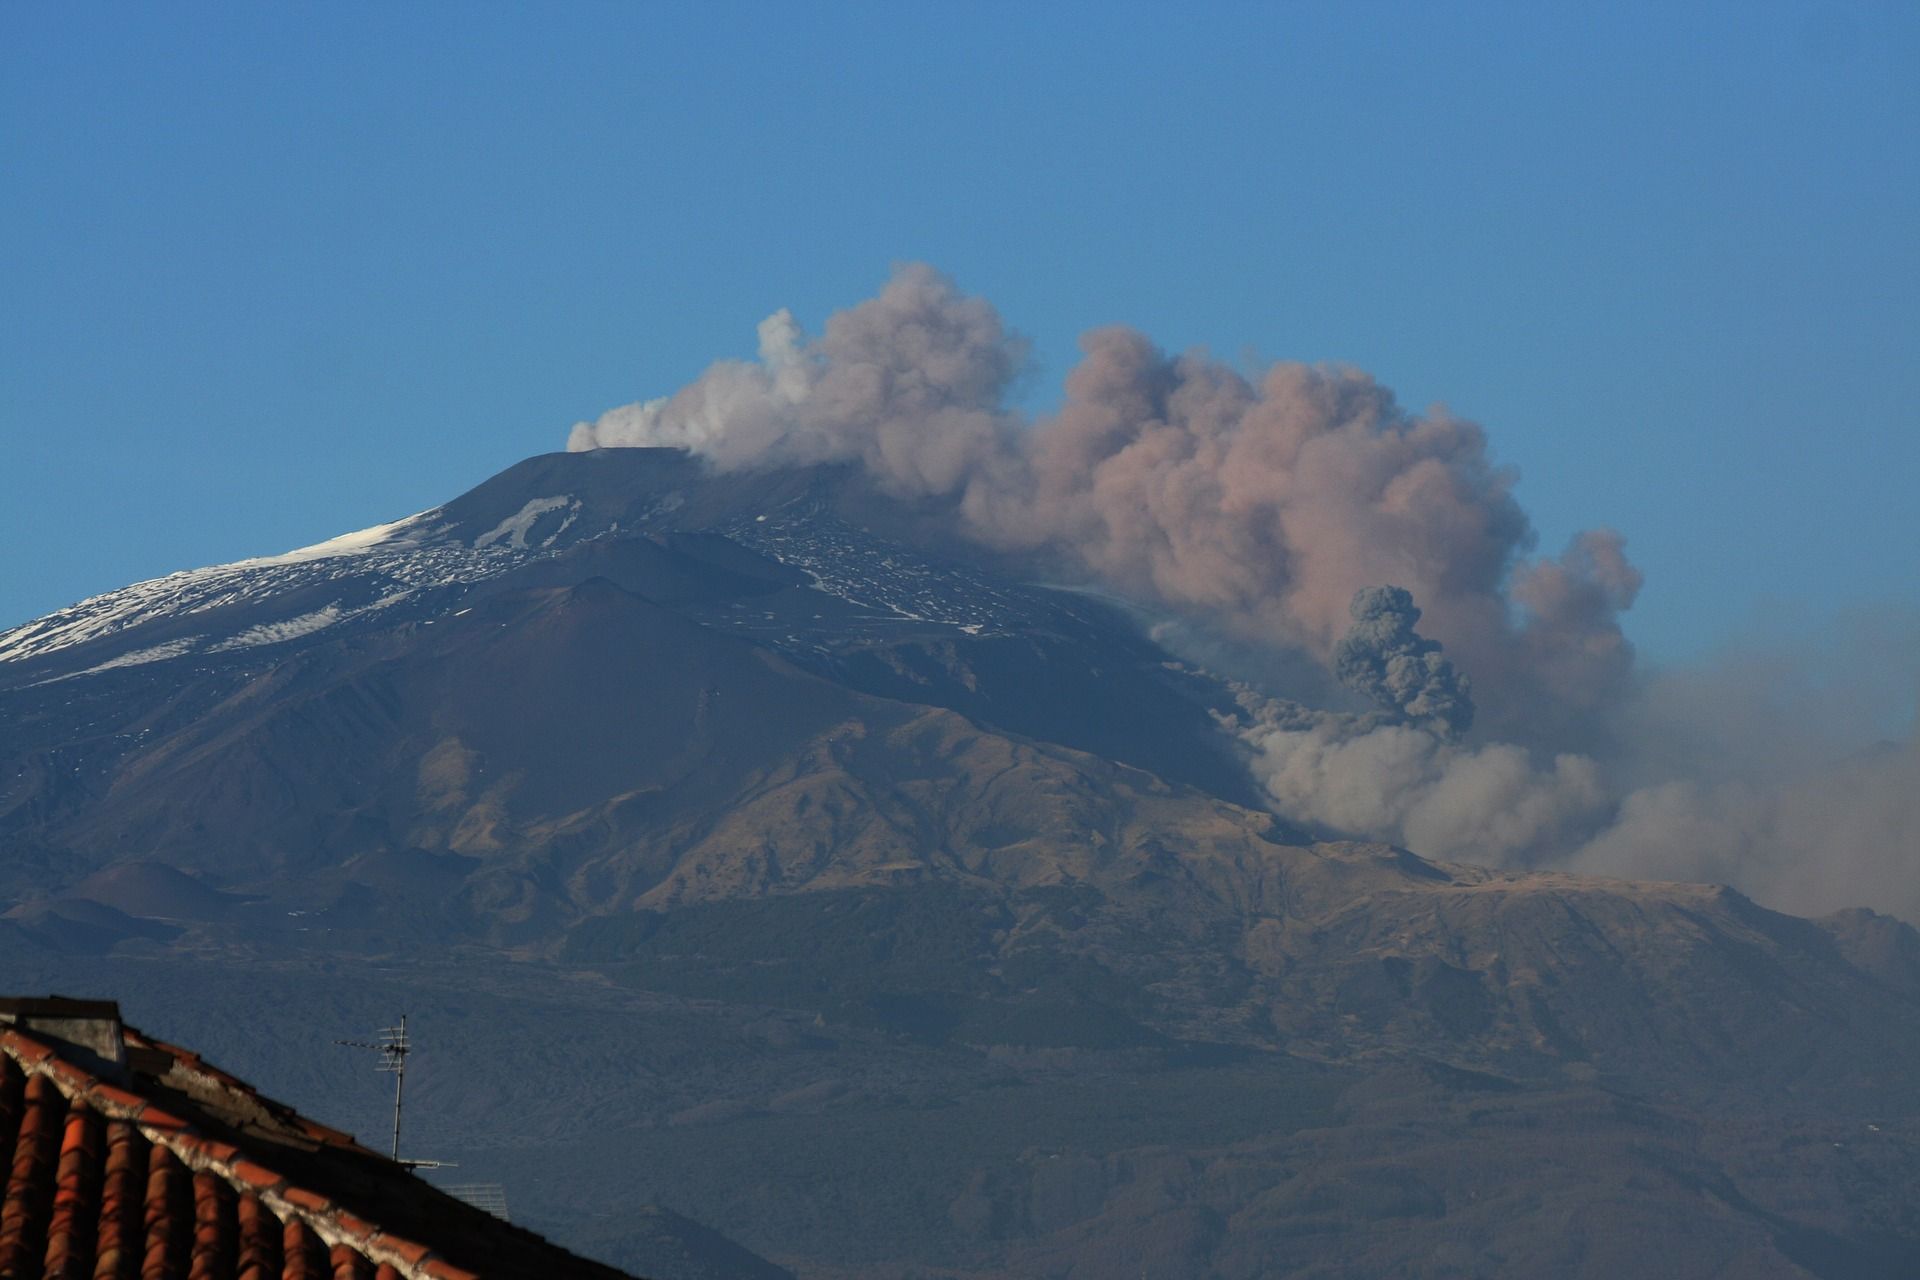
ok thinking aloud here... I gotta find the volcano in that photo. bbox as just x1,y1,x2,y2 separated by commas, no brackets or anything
3,449,1918,1279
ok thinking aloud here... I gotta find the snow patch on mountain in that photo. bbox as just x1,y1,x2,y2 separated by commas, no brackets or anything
475,496,578,550
78,637,200,673
2,549,513,680
231,510,440,568
0,511,448,668
209,604,346,651
0,456,1090,686
21,636,206,687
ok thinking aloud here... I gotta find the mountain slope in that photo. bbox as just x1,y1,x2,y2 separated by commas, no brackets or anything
4,447,1920,1277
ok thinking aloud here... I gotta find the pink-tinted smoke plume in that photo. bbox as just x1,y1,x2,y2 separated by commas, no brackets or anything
569,264,1638,737
569,265,1920,924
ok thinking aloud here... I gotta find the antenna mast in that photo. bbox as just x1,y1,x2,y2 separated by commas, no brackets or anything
336,1014,429,1163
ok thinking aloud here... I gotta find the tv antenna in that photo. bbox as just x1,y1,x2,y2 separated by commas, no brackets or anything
336,1014,454,1170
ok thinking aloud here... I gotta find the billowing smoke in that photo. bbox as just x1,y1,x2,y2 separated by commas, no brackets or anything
1229,609,1920,921
1236,708,1609,866
1569,738,1920,919
572,264,1637,735
1332,586,1474,737
570,267,1024,499
571,266,1917,923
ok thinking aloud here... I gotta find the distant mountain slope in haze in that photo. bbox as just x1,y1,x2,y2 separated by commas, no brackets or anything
0,450,1258,836
5,447,1920,1278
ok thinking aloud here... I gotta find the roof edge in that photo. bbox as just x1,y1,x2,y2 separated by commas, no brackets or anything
0,1027,481,1280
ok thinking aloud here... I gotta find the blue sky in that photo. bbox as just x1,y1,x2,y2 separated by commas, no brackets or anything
4,1,1916,664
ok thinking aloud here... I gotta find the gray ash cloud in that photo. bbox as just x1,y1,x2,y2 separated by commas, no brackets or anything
1333,586,1474,738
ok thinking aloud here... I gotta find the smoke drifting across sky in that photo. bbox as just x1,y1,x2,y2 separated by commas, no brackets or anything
572,265,1636,732
570,266,1918,922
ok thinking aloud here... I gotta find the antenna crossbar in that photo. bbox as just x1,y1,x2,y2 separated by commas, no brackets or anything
335,1014,414,1161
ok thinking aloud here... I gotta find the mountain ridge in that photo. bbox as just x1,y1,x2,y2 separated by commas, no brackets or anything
4,447,1919,1277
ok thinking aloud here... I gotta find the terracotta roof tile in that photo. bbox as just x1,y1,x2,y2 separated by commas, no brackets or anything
88,1084,150,1117
44,1056,102,1096
227,1161,283,1195
0,1004,637,1280
142,1142,188,1279
234,1193,278,1280
3,1034,56,1067
369,1237,430,1268
0,1071,66,1273
94,1121,147,1280
329,1242,373,1280
170,1133,245,1171
417,1261,483,1280
278,1187,329,1217
136,1107,190,1136
45,1100,101,1279
188,1171,233,1280
283,1218,322,1280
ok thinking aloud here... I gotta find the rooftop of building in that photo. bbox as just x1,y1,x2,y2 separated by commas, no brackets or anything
0,994,638,1280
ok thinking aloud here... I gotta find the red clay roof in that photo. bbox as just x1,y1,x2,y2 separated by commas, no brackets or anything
0,998,637,1280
